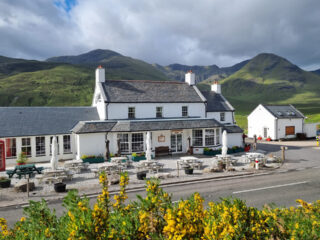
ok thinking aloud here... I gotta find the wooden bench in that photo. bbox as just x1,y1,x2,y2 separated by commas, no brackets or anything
155,146,172,157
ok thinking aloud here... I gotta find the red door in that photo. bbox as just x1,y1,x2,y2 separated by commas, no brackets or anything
0,140,5,171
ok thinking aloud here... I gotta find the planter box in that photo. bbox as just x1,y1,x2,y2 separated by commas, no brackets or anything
233,148,245,153
203,150,221,156
132,156,146,162
54,182,66,192
0,179,11,188
227,149,234,154
82,157,104,164
137,172,147,180
184,168,194,175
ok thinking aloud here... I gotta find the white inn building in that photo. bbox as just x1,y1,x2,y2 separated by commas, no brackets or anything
0,67,243,170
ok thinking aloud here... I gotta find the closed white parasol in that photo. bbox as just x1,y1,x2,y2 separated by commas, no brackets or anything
146,131,152,161
221,130,228,157
50,136,58,170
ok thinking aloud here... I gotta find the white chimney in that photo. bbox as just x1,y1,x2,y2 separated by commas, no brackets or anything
185,70,195,85
211,81,221,94
95,65,105,83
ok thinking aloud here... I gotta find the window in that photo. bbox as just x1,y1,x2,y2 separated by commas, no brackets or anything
216,129,220,145
220,112,225,121
128,107,135,119
205,129,215,146
182,106,188,117
5,138,16,159
192,129,203,146
36,137,46,156
50,136,59,155
132,133,144,152
118,134,129,153
63,135,72,154
156,107,163,118
285,126,295,135
21,138,31,157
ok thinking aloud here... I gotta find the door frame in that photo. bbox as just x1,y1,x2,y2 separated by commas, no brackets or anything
0,140,5,171
170,133,183,153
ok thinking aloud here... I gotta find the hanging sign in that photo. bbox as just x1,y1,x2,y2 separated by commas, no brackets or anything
158,135,165,142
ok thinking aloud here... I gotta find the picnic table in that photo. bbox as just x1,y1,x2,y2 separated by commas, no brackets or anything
6,164,44,179
64,160,89,173
137,160,164,173
36,169,73,184
92,162,123,176
177,157,203,170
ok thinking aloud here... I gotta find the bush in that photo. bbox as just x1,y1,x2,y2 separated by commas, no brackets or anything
1,173,320,239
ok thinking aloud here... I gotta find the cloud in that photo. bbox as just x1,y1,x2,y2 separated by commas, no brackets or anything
0,0,320,69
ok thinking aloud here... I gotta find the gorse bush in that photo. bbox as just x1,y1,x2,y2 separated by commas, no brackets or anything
1,172,320,239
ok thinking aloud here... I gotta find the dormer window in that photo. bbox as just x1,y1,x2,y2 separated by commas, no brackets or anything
220,112,225,121
156,107,163,118
128,107,135,119
182,106,188,117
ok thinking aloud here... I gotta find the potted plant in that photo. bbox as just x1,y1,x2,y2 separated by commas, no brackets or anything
81,154,104,164
54,182,66,192
136,171,147,180
184,165,194,175
16,152,28,165
266,137,271,141
244,144,251,152
257,136,262,141
132,152,146,162
0,177,11,188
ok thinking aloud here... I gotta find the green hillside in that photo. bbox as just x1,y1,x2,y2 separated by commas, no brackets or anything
198,53,320,129
0,50,170,106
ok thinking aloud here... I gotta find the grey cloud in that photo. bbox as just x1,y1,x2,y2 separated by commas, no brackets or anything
1,0,320,69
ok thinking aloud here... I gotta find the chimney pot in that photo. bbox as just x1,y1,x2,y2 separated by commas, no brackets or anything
211,81,221,94
185,70,195,85
96,66,105,83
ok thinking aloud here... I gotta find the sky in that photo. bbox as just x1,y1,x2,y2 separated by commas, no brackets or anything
1,0,320,70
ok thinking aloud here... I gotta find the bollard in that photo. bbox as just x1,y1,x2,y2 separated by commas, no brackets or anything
27,175,30,198
281,146,288,164
255,160,259,170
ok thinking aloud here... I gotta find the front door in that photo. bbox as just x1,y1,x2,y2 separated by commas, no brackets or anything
0,140,5,171
171,134,182,153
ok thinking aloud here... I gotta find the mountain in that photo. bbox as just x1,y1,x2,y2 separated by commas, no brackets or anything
198,53,320,114
312,69,320,75
154,60,249,83
0,50,170,106
47,49,168,81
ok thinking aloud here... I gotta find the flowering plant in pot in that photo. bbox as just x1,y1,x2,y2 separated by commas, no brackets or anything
257,136,262,141
184,165,194,175
266,137,272,141
0,177,11,188
16,152,28,165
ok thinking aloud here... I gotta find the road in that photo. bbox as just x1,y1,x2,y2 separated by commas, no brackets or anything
1,167,320,227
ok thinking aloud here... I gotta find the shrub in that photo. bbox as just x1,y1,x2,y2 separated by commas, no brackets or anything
1,174,320,239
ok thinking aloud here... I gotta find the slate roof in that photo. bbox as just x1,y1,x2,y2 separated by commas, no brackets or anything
101,80,204,103
263,105,304,119
223,125,243,133
200,91,234,112
72,118,223,134
0,107,100,138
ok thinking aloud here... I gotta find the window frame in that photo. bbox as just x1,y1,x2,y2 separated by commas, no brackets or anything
216,129,220,145
131,133,144,152
36,136,46,157
182,106,188,117
128,107,135,119
117,133,130,153
205,129,215,146
5,138,16,159
156,106,163,118
21,137,32,157
63,135,72,154
192,129,203,147
220,112,225,121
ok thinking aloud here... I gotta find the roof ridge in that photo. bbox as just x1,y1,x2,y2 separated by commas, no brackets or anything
105,79,185,84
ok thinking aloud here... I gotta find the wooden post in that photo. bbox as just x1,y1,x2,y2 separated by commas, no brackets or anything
27,175,30,198
177,161,180,178
281,146,288,163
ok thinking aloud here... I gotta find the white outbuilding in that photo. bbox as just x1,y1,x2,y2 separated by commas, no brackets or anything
248,104,305,140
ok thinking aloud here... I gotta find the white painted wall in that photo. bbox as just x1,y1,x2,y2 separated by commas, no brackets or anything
227,133,243,148
1,134,76,167
303,123,320,138
277,118,303,139
207,112,234,124
248,105,276,139
107,103,206,119
76,133,106,160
